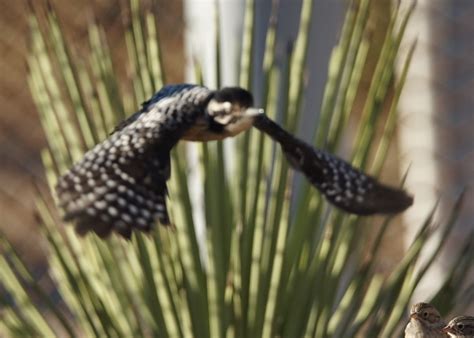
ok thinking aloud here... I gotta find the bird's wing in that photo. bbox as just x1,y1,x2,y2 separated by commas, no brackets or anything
111,83,199,134
56,85,212,238
254,114,413,215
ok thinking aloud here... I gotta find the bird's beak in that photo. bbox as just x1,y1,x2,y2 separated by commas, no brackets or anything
442,326,451,333
409,313,418,320
243,108,264,117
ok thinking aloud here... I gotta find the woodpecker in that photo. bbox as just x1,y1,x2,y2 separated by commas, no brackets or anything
56,84,261,238
56,84,413,238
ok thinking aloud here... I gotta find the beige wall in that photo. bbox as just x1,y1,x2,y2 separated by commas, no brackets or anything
398,0,474,310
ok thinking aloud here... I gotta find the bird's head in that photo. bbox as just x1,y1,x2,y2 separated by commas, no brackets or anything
409,303,442,327
207,87,264,137
443,316,474,337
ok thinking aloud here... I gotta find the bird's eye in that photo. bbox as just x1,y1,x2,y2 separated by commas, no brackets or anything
422,311,428,318
457,323,464,330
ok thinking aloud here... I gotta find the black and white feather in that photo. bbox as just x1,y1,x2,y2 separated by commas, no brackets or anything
56,84,259,238
254,114,413,215
56,85,212,238
56,83,413,239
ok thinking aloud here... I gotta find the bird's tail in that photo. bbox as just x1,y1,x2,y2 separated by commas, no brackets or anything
253,114,413,215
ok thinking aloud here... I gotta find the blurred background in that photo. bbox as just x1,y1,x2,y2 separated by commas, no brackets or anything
0,0,472,309
0,0,185,263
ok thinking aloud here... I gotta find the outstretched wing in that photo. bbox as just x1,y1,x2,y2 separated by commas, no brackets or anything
254,114,413,215
56,85,212,238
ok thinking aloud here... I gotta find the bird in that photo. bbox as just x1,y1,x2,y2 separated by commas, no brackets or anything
404,302,448,338
443,316,474,338
56,84,414,238
56,84,260,238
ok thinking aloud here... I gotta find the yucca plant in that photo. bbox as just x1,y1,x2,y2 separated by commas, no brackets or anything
0,0,472,337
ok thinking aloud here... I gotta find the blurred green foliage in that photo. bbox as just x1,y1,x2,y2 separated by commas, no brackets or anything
0,0,472,337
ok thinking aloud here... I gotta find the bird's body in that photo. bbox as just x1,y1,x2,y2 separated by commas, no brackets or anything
404,303,447,338
56,84,259,238
443,316,474,338
56,84,413,238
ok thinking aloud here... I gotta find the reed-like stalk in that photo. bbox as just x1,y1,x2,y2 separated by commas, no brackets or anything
0,1,471,337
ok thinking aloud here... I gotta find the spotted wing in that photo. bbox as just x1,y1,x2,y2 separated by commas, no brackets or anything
56,85,212,238
111,83,199,134
254,114,413,215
